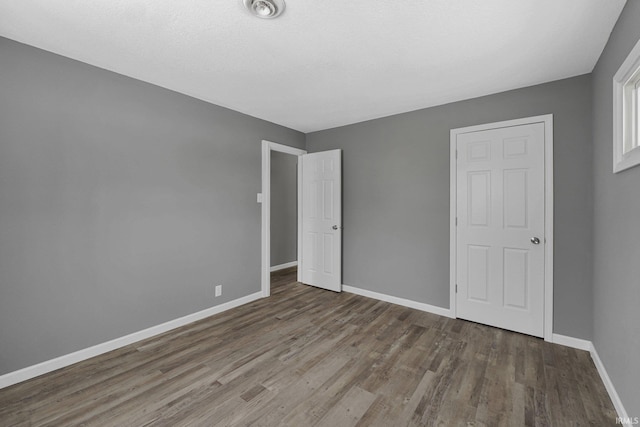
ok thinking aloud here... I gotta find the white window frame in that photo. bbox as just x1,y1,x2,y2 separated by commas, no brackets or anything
613,38,640,173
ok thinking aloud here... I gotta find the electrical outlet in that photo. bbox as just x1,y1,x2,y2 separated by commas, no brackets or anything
215,285,222,297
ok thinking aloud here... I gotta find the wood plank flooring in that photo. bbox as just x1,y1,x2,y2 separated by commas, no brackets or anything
0,268,617,426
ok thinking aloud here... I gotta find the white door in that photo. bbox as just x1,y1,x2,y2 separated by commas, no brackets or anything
300,150,342,292
456,123,545,337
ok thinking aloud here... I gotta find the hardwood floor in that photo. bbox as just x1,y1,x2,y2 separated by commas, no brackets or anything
0,268,617,426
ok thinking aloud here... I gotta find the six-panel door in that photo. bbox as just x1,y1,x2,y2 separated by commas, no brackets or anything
301,150,342,292
456,123,545,337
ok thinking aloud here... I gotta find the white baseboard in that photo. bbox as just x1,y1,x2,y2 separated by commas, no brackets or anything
342,285,454,318
0,291,263,389
552,334,629,423
270,261,297,272
551,333,591,351
589,344,630,424
0,292,631,425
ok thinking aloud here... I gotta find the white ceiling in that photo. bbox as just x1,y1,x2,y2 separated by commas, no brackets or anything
0,0,627,133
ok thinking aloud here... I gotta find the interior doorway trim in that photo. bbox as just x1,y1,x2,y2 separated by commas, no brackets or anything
449,114,554,341
261,140,307,297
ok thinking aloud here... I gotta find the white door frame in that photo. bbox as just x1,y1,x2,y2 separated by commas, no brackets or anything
449,114,554,341
261,140,307,297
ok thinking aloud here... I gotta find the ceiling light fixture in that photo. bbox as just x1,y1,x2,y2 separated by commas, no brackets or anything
243,0,285,19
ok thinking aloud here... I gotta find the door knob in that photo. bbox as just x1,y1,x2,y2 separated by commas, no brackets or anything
531,237,541,245
332,225,342,230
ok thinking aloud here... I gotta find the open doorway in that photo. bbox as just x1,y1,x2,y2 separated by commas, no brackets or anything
260,141,306,297
269,150,299,293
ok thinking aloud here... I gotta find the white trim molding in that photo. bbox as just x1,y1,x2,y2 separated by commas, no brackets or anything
589,344,630,424
449,114,554,342
342,285,454,318
0,292,262,389
270,260,298,272
551,333,591,351
261,140,307,298
552,334,629,424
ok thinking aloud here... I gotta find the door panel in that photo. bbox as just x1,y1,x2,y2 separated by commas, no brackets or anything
467,245,490,302
301,150,342,292
503,169,528,228
456,123,545,337
503,248,528,309
468,171,490,227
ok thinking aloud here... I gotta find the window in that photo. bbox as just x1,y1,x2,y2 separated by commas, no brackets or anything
636,77,640,144
622,68,640,154
613,38,640,173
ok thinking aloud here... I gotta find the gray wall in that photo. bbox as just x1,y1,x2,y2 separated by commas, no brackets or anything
270,151,297,266
592,0,640,417
0,37,305,375
307,74,594,340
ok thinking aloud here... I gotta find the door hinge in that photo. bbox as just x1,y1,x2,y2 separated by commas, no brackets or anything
455,217,458,226
455,150,458,159
455,284,458,293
